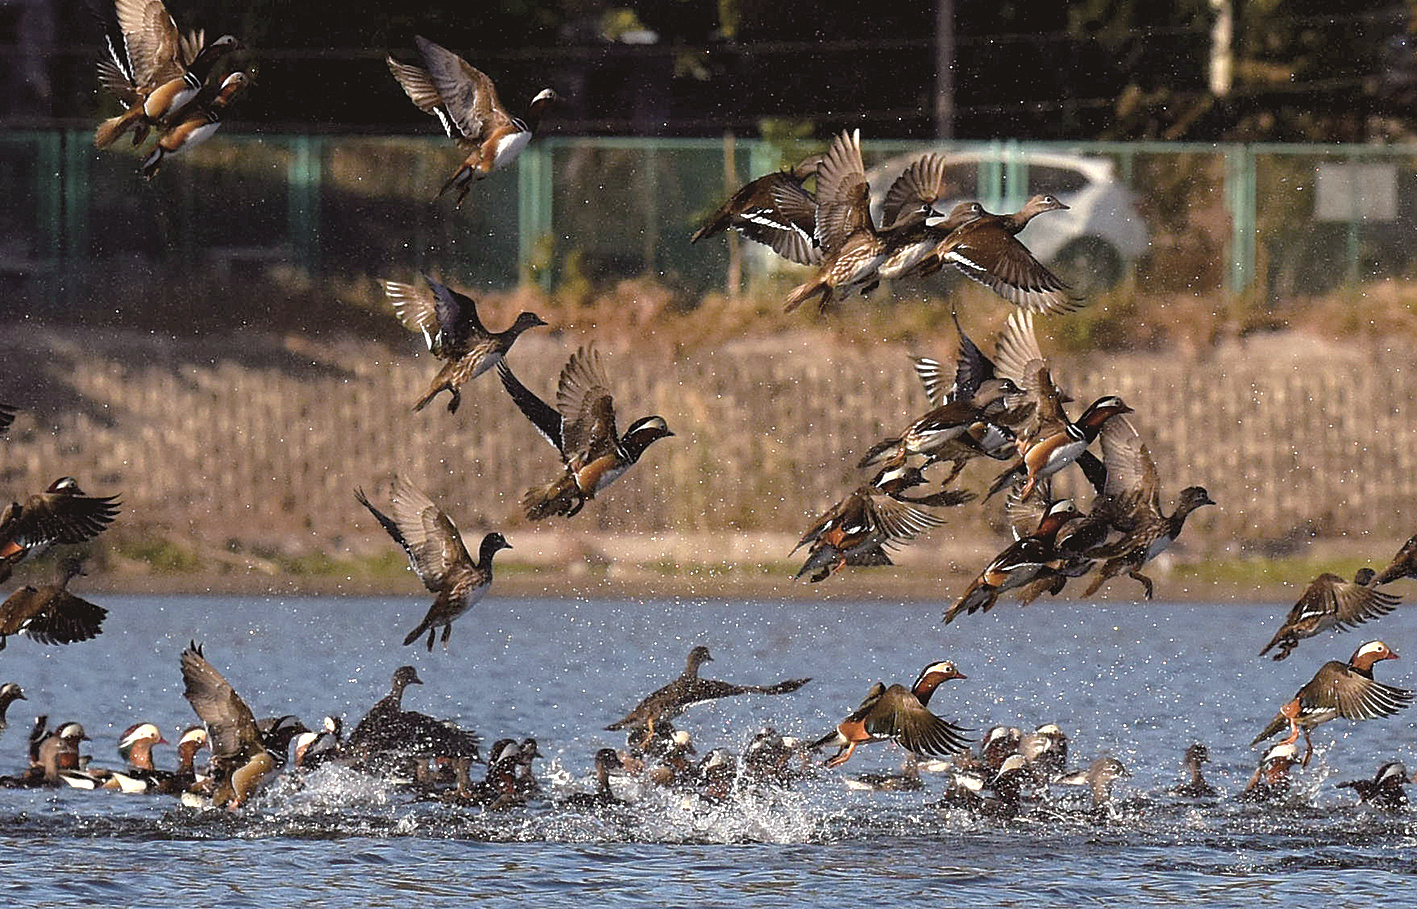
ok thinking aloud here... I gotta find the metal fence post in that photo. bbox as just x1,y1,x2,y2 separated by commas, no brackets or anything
288,135,321,273
517,142,552,288
1225,144,1256,294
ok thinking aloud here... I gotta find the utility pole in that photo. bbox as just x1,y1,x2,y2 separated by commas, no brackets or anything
935,0,955,138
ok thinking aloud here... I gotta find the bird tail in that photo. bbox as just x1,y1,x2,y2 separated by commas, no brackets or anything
1250,715,1286,747
944,580,993,624
985,462,1024,500
522,475,581,521
783,279,827,313
1258,629,1295,661
809,729,843,752
94,108,143,149
140,146,165,180
402,619,432,649
411,384,444,413
857,437,902,468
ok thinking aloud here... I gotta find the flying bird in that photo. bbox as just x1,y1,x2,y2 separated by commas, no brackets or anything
355,476,509,650
387,35,557,208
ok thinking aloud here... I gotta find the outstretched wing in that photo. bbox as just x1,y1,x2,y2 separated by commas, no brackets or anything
556,347,619,459
413,36,510,143
356,477,471,591
498,361,565,453
181,643,263,763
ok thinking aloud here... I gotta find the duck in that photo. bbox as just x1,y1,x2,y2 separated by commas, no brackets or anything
0,477,121,584
783,133,958,312
514,737,542,798
0,682,25,731
1259,568,1399,661
1169,743,1218,798
39,722,92,787
694,748,739,803
792,460,969,583
740,727,812,788
868,159,985,289
380,277,547,413
92,0,240,149
913,194,1081,314
356,476,509,650
179,642,286,809
606,646,810,747
346,667,481,772
1337,760,1411,809
690,152,824,266
1373,532,1417,586
945,499,1084,623
140,70,250,179
1075,418,1214,600
782,130,886,312
646,729,698,788
294,716,343,771
1025,723,1069,781
1238,741,1298,804
1057,756,1130,808
387,36,557,208
812,660,971,768
559,748,625,810
985,312,1132,500
0,555,108,650
1251,640,1413,766
497,346,673,521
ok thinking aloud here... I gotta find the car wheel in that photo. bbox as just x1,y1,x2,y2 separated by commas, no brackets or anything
1051,237,1125,295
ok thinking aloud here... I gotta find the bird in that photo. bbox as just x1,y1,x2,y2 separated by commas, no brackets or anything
380,276,547,413
497,346,673,521
294,716,344,771
914,193,1081,314
1372,532,1417,586
792,460,969,583
558,748,625,810
179,642,284,809
355,476,509,650
1258,568,1399,661
0,404,14,434
945,498,1084,623
690,152,824,265
782,132,955,312
1336,760,1412,809
1238,741,1299,804
1057,756,1130,808
812,660,971,768
92,0,240,149
0,478,121,584
140,70,250,179
1169,743,1218,798
605,646,810,747
1076,417,1215,600
1251,639,1413,766
985,311,1132,500
346,667,481,769
387,35,557,208
0,555,108,650
0,683,25,732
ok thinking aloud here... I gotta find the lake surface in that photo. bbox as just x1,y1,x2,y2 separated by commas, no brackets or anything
1,593,1415,907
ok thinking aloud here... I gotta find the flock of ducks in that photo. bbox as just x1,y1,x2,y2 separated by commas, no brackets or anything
3,1,1415,820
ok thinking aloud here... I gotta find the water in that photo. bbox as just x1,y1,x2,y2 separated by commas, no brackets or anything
2,593,1416,907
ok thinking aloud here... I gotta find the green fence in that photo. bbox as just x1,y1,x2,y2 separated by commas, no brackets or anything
2,132,1416,306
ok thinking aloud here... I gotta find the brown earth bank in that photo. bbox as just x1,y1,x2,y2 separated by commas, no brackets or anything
4,309,1417,605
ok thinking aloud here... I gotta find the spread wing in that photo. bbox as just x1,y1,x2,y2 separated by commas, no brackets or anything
866,493,949,549
413,36,510,143
424,277,486,351
813,129,871,254
5,489,121,548
356,477,470,591
1316,664,1413,721
381,280,439,350
114,0,185,90
881,153,951,229
1098,417,1162,521
867,686,971,756
5,589,107,645
497,361,565,452
556,347,619,459
941,226,1081,314
181,643,263,763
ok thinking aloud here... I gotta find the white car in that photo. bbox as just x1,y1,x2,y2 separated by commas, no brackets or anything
866,150,1150,293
